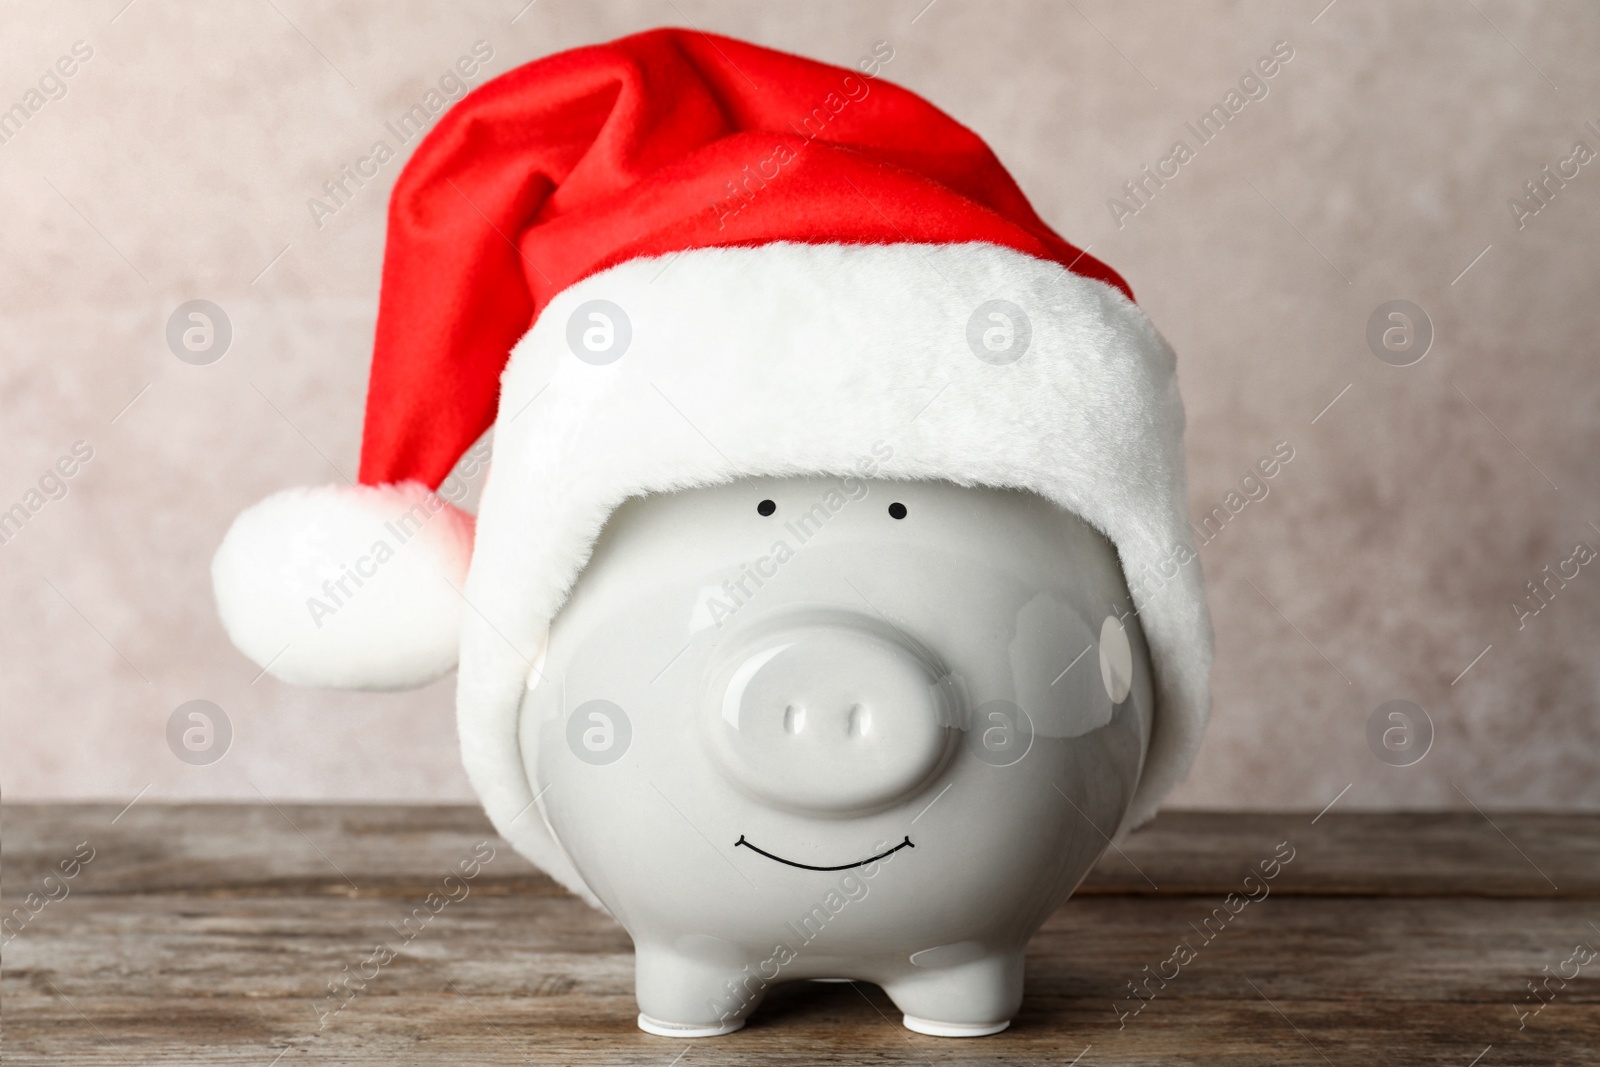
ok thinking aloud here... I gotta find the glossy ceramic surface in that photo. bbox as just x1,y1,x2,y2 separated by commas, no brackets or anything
519,476,1154,1036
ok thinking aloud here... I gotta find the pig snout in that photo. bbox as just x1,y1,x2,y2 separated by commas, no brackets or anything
700,612,955,816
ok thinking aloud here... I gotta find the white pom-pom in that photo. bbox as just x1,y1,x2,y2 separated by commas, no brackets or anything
212,482,475,689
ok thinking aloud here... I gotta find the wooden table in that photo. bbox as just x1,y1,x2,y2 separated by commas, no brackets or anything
5,805,1597,1065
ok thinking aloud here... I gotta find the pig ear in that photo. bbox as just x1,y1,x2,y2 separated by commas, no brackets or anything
211,482,474,690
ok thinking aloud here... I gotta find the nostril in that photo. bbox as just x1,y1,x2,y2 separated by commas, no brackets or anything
847,703,870,737
784,704,806,734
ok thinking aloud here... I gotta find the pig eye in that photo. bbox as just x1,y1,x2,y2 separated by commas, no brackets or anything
888,502,907,520
757,499,776,516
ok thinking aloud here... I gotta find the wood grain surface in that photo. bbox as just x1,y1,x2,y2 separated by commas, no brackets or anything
4,804,1597,1065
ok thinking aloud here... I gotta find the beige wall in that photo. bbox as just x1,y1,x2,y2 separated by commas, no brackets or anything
3,1,1596,811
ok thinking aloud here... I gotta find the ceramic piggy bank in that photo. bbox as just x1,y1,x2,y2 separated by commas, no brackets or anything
211,28,1212,1047
523,476,1154,1036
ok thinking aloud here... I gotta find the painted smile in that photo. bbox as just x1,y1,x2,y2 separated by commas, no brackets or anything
733,834,914,871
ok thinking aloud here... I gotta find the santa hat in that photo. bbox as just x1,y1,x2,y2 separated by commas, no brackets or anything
213,29,1212,890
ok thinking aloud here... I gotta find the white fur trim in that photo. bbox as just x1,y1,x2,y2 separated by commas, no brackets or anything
213,482,474,689
457,241,1214,905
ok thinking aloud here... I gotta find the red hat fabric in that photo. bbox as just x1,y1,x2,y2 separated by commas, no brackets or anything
363,27,1130,489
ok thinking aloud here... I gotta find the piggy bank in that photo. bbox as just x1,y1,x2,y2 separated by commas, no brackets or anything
522,476,1154,1036
208,27,1214,1047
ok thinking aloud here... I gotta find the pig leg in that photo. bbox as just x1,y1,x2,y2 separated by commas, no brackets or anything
881,949,1023,1036
634,945,763,1037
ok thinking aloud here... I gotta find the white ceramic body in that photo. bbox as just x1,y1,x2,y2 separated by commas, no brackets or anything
518,477,1154,1036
